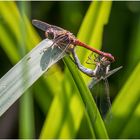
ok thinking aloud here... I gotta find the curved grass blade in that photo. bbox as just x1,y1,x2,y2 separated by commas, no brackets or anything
19,90,35,138
119,102,140,138
18,2,36,138
77,1,112,63
64,57,109,138
0,2,64,139
105,62,140,138
40,1,112,139
0,39,65,116
0,2,39,138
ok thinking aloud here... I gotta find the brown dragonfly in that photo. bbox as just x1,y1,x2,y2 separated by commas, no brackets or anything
32,19,115,62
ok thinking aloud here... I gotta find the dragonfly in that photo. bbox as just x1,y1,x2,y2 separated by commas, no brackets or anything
71,48,122,118
32,19,115,62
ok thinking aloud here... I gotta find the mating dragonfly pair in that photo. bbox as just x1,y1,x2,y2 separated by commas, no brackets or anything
32,19,122,117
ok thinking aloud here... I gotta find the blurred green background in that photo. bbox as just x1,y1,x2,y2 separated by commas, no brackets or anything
0,1,140,139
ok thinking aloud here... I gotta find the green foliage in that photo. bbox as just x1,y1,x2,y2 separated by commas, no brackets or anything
0,1,140,139
106,63,140,138
40,2,111,139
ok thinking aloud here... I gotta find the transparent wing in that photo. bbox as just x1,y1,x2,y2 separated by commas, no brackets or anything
106,66,123,78
40,39,71,71
32,19,64,31
89,66,122,119
88,66,123,88
32,19,51,31
99,78,112,119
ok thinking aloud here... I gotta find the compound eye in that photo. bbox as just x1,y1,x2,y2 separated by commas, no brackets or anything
45,31,54,39
45,31,48,38
101,57,111,66
48,31,54,39
103,60,111,66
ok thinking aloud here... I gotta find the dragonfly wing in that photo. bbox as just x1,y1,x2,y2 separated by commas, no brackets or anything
32,19,64,32
103,78,112,118
106,66,123,78
32,19,51,31
88,77,101,89
50,25,66,31
88,66,123,88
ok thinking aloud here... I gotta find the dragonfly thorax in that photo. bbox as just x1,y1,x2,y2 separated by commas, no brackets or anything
94,57,111,79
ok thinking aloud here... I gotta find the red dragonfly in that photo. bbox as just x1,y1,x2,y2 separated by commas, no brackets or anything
32,19,115,62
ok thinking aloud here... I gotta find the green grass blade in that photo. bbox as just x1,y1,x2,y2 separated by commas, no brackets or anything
105,62,140,138
0,39,65,116
56,68,95,138
115,16,140,139
19,91,35,138
18,2,35,139
77,1,102,43
0,23,20,63
119,102,140,138
0,2,40,63
40,1,112,139
0,2,36,138
77,1,112,84
0,2,21,44
62,1,112,138
0,2,62,139
40,64,95,139
64,57,108,139
77,1,112,62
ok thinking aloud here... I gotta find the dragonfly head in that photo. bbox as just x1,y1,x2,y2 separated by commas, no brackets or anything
101,57,111,66
45,28,55,39
94,55,111,67
94,56,111,78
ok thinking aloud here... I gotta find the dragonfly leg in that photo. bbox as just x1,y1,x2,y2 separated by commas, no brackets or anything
52,36,73,61
85,52,94,64
85,53,101,65
39,34,69,54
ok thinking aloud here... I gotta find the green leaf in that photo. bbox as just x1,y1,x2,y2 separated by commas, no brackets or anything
0,39,65,116
105,62,140,138
77,1,112,62
64,57,108,138
0,2,52,139
19,91,35,138
77,1,112,83
0,1,113,139
119,102,140,138
40,1,112,139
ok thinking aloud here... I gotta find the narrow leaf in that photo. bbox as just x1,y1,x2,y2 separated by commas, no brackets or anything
105,62,140,138
0,39,65,116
